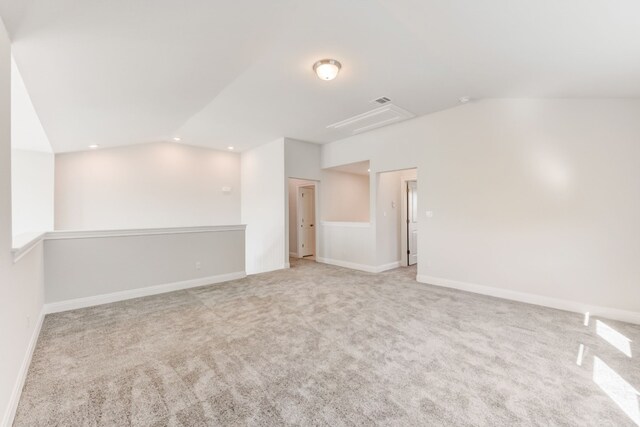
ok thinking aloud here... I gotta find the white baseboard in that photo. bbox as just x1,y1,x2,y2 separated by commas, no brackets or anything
44,271,246,314
316,257,401,274
417,274,640,325
246,264,288,275
3,308,45,427
375,261,401,273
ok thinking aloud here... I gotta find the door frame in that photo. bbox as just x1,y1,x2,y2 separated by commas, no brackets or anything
400,178,417,267
296,182,318,259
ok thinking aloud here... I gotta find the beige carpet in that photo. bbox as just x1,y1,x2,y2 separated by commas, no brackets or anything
14,259,640,426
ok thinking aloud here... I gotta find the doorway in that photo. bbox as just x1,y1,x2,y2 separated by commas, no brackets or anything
406,180,418,266
288,178,318,262
396,169,417,268
297,185,316,258
377,168,417,269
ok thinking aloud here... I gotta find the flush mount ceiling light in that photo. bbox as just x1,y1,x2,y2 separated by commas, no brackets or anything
313,59,341,81
227,146,234,150
172,137,181,142
88,144,99,149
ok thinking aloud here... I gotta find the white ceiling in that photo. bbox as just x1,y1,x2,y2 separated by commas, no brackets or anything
11,56,51,152
327,160,370,176
2,0,640,153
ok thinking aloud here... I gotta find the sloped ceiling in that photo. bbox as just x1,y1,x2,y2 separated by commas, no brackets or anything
1,0,640,153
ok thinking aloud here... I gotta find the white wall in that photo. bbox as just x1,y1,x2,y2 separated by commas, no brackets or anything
11,149,54,236
322,99,640,320
318,222,376,271
241,138,286,274
0,18,46,427
44,227,245,306
320,169,370,222
376,170,402,266
55,142,240,230
284,138,321,182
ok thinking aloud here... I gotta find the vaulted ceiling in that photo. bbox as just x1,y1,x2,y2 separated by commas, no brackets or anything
2,0,639,153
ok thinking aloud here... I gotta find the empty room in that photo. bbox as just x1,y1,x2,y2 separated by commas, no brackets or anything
1,1,639,426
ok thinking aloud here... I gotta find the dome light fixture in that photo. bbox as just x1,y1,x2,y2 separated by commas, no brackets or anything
313,59,341,81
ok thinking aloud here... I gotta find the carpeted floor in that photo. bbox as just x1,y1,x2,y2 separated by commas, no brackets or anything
14,259,640,426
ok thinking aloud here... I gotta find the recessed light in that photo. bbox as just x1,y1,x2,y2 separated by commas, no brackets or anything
459,96,471,104
172,137,181,142
367,168,371,172
313,59,341,81
88,144,99,149
227,146,234,150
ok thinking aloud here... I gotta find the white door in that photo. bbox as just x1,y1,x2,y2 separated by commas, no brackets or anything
407,181,418,265
298,186,315,257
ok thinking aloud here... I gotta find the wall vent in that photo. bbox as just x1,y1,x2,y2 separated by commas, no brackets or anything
372,96,391,105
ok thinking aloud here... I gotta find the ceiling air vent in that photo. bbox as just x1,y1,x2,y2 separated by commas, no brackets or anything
372,96,391,105
327,103,415,135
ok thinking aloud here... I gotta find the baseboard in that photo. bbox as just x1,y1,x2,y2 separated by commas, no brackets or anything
44,271,246,314
317,257,377,273
246,264,289,275
3,307,45,427
417,274,640,325
375,261,401,273
316,257,401,274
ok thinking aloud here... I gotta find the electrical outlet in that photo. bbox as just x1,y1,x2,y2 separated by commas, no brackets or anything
195,262,201,270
